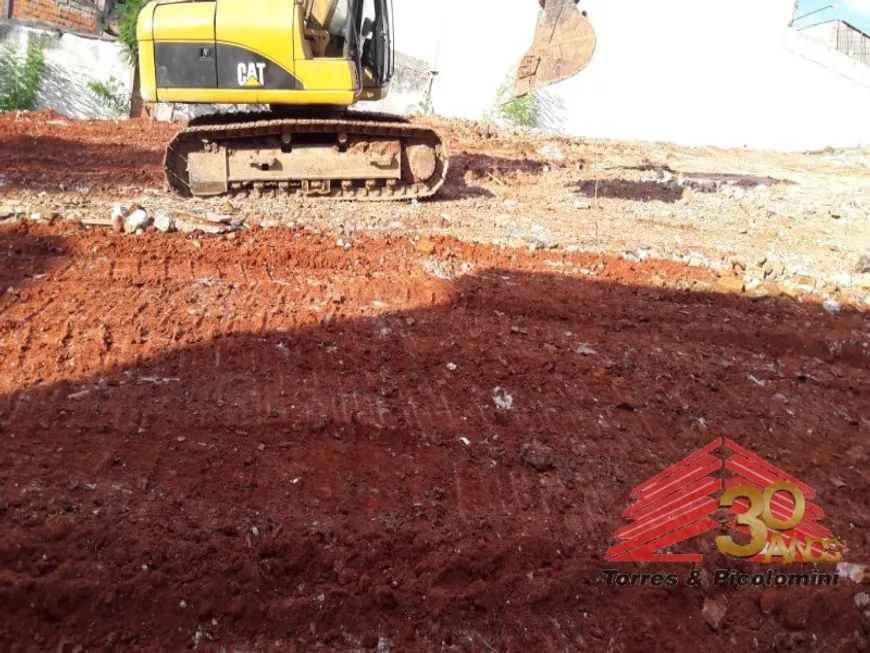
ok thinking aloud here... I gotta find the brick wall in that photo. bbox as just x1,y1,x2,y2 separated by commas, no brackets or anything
9,0,100,33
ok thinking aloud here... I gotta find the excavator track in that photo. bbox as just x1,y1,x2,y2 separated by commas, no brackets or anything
163,110,448,201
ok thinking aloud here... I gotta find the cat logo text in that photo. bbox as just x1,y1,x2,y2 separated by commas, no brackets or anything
237,62,266,87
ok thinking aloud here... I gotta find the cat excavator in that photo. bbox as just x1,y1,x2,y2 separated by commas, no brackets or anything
136,0,596,200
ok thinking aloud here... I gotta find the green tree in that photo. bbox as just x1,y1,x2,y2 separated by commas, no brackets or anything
114,0,149,116
116,0,149,64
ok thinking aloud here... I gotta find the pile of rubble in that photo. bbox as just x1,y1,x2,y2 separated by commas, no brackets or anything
104,204,244,236
0,200,242,236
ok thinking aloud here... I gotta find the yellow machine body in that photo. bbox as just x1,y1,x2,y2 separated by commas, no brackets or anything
135,0,596,201
136,0,385,106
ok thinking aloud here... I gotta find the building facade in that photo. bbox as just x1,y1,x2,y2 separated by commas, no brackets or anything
800,19,870,67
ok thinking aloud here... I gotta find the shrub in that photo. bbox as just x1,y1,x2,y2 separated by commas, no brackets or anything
0,39,47,112
486,67,541,129
88,76,131,117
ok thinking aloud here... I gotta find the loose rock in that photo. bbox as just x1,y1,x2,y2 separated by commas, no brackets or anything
756,281,782,297
716,276,744,294
701,597,727,630
204,212,233,224
176,219,234,235
124,208,150,234
793,273,816,288
837,562,870,583
377,637,392,653
744,278,762,292
415,238,436,255
153,210,175,232
779,283,800,299
520,441,555,472
29,205,56,223
493,387,513,410
111,204,127,221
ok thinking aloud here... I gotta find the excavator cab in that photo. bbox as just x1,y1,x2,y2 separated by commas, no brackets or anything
302,0,393,99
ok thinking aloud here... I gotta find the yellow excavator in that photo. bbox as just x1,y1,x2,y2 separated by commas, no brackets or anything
136,0,596,200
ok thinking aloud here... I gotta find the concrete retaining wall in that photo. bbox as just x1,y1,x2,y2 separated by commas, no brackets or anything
0,20,133,119
366,51,433,115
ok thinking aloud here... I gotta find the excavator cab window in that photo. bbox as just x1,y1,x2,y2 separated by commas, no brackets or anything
359,0,393,85
325,0,349,51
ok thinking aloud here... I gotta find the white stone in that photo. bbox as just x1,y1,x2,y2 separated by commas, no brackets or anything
125,208,149,233
153,210,174,232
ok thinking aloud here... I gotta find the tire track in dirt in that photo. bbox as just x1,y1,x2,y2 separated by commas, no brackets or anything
0,223,868,652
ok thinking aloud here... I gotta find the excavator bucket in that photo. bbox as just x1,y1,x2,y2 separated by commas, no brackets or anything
513,0,596,98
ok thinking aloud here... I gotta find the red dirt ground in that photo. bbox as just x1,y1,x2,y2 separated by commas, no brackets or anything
1,219,869,652
0,110,176,194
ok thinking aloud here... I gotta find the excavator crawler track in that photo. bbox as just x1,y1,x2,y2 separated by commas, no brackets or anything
164,110,448,201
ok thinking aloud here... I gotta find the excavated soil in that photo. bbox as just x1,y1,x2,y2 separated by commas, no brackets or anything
3,110,870,301
1,111,870,652
1,221,869,652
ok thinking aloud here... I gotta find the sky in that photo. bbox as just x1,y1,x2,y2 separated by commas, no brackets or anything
385,0,870,130
793,0,870,31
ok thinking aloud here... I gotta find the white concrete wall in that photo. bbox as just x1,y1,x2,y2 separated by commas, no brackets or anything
800,20,839,44
0,21,134,119
365,51,434,115
388,0,870,151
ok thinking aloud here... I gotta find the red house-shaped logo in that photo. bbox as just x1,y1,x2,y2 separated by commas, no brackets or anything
605,438,838,563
